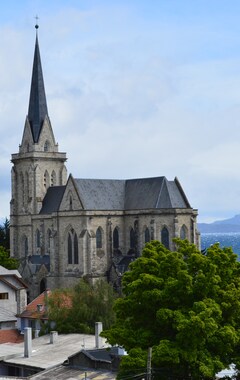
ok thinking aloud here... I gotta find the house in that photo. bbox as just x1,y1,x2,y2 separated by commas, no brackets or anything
18,290,50,337
0,265,27,343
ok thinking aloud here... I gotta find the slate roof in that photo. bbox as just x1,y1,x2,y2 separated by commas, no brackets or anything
40,176,191,214
74,176,191,210
25,254,50,273
27,33,48,143
74,179,125,210
40,186,65,214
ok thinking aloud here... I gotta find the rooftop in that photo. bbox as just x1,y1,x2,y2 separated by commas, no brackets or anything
1,333,108,370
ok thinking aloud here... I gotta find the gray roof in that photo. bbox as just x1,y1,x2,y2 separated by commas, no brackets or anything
28,33,48,143
40,186,65,214
74,176,190,210
74,179,125,210
40,176,191,214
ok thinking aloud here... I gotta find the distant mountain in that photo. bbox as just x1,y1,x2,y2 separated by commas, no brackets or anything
198,214,240,233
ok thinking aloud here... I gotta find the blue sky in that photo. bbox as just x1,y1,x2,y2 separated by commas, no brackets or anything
1,0,240,223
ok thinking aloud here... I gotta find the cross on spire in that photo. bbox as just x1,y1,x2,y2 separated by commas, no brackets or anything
35,15,39,30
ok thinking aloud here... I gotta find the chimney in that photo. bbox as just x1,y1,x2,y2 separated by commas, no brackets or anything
95,322,103,348
50,331,58,344
24,327,32,358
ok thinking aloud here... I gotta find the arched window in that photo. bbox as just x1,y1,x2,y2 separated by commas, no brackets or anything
113,227,119,249
96,227,102,249
22,235,28,257
74,234,79,264
161,227,169,250
36,229,41,251
180,225,187,240
44,170,50,189
130,228,135,249
67,229,79,265
44,140,50,152
51,170,56,186
145,227,150,243
68,233,72,264
47,229,51,252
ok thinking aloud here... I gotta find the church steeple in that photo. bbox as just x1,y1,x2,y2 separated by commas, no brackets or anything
28,25,48,143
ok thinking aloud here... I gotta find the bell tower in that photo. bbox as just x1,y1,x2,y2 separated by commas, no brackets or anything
10,24,67,259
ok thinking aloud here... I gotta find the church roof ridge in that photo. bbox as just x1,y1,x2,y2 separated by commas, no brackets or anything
27,26,48,143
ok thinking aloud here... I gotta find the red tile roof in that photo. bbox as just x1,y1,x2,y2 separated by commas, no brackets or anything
0,329,24,344
19,290,51,320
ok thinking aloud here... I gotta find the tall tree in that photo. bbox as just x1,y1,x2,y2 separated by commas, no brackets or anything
0,218,10,250
47,278,117,334
0,245,18,269
102,239,240,380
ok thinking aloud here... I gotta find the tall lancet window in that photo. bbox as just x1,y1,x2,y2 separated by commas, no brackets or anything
67,229,79,265
161,227,170,250
180,225,187,240
145,227,150,243
130,228,135,249
96,227,102,249
113,227,119,249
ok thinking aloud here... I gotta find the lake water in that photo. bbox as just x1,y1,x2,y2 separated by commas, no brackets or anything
201,232,240,256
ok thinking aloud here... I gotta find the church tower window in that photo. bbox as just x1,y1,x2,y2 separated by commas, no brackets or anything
113,227,119,249
44,170,50,189
161,226,169,249
51,170,56,186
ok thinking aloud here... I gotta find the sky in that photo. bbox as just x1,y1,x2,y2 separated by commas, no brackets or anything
1,0,240,223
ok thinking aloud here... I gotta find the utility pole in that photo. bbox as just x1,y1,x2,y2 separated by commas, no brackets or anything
146,347,152,380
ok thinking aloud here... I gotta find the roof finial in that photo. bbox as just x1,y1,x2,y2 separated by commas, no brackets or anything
35,15,39,31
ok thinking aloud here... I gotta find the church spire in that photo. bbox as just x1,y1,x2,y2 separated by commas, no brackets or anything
28,24,48,143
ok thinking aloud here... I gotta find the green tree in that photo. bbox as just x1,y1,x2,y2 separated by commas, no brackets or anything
48,278,117,334
102,239,240,380
0,245,18,269
0,218,10,250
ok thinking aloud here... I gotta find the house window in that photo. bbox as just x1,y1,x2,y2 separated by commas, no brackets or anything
113,227,119,249
0,293,8,300
161,227,170,250
96,227,102,249
145,227,150,243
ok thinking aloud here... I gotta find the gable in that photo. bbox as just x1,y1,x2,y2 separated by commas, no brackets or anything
59,176,83,211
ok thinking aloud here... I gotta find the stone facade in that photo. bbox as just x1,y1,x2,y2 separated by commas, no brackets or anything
10,31,200,301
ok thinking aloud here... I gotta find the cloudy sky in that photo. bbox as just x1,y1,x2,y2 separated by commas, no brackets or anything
1,0,240,223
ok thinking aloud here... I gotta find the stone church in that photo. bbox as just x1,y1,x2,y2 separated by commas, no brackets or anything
10,28,200,300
